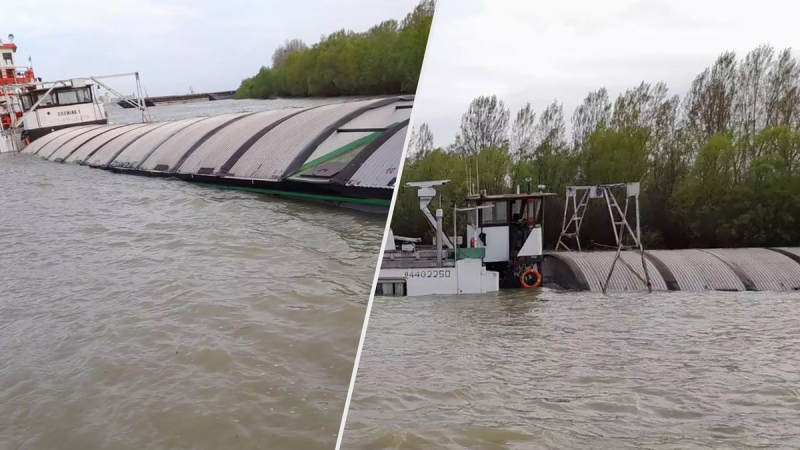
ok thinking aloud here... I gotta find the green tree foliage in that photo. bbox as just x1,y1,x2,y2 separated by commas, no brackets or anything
395,45,800,249
235,1,434,99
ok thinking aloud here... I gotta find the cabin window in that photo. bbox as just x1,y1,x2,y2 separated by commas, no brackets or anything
57,90,79,105
20,94,33,111
75,87,92,103
1,53,11,65
512,199,522,218
37,92,56,107
480,201,509,225
57,87,92,106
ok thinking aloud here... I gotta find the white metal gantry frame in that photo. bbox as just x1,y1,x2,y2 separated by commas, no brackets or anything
556,183,653,293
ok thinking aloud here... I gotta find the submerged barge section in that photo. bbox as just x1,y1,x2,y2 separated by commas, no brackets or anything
544,247,800,293
22,96,413,209
116,91,236,108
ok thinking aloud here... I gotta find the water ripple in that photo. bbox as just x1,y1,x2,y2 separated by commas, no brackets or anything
0,146,382,450
344,290,800,449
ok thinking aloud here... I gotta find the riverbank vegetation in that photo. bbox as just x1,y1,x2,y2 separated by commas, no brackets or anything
235,0,434,99
395,45,800,250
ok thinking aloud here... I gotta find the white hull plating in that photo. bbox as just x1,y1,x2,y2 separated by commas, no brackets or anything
24,102,106,130
379,258,500,297
0,130,21,153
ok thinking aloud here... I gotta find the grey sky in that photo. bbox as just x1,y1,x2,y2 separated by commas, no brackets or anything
4,0,418,96
414,0,800,148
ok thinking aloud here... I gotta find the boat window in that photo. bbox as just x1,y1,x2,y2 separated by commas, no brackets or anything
512,199,522,218
58,90,79,105
1,53,12,65
20,94,33,111
37,92,56,107
467,208,478,226
57,87,92,106
481,201,508,225
523,198,539,225
75,87,92,103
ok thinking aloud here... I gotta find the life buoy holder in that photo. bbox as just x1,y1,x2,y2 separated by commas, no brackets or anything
520,268,542,288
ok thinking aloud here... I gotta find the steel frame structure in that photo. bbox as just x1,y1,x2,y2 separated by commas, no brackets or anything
557,182,652,293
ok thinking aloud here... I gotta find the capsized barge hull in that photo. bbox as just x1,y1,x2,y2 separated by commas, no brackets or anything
543,248,800,293
21,96,413,211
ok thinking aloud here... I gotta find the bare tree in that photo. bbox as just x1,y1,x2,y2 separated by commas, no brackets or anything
650,94,680,158
765,48,800,129
410,123,435,160
571,88,611,149
735,45,774,141
530,101,567,186
272,39,309,69
682,51,737,144
453,95,510,155
511,103,536,162
533,100,566,154
610,82,669,133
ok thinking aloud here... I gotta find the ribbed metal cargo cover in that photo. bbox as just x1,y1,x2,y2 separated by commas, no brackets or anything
110,118,206,169
303,99,408,164
22,127,78,154
772,247,800,263
646,249,745,291
66,123,149,164
175,108,303,175
548,251,667,292
703,248,800,291
48,124,127,162
39,125,105,159
345,125,407,189
139,113,246,172
84,122,169,167
226,99,382,181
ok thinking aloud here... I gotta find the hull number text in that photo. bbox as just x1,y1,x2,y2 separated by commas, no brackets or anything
405,269,452,278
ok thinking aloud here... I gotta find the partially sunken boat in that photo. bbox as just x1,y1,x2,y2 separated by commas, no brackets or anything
22,96,412,211
2,34,113,152
378,179,800,296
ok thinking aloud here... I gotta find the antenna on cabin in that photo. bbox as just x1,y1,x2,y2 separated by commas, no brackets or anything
464,156,471,195
475,152,480,194
8,34,14,43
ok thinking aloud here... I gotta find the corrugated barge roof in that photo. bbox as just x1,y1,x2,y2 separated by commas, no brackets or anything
23,96,414,210
544,248,800,292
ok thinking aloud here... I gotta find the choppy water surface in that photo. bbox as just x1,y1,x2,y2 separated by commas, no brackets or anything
345,290,800,449
0,100,384,449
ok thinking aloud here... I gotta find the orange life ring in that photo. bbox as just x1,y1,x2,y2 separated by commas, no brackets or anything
520,268,542,288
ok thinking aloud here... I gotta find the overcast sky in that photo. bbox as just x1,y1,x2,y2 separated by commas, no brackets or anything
414,0,800,147
3,0,418,96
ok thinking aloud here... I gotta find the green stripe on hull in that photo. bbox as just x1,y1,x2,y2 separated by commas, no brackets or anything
296,132,381,173
194,182,390,207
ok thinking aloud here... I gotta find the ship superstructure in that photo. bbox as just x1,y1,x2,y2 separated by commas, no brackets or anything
0,34,126,152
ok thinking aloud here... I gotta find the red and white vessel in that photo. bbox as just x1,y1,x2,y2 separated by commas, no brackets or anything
1,33,149,153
